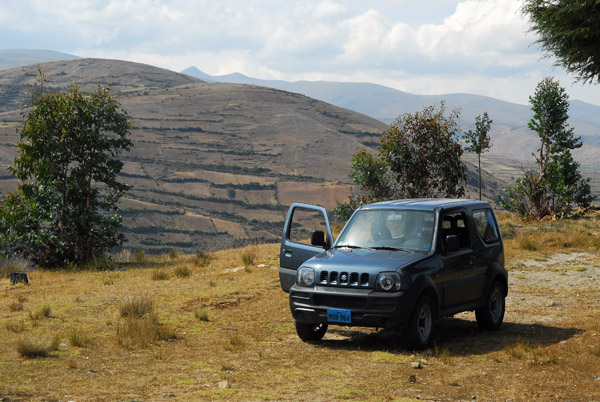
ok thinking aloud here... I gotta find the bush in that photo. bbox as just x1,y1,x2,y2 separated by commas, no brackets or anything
194,251,212,267
133,249,146,263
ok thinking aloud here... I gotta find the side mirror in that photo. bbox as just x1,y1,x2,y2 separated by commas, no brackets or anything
445,235,460,253
311,230,326,248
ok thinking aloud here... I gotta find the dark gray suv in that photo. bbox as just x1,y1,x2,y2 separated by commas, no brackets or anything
279,199,507,349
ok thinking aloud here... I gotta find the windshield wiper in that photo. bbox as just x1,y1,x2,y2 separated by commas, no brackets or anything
371,246,414,252
334,244,364,249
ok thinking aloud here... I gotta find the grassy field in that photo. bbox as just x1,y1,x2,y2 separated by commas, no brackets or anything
1,215,600,401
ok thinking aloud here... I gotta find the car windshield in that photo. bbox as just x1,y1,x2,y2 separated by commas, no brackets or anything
335,209,435,252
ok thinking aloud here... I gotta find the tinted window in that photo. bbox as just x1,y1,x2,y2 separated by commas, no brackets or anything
472,209,500,244
440,211,471,249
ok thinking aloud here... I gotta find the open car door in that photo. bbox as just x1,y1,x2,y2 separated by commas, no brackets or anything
279,203,333,292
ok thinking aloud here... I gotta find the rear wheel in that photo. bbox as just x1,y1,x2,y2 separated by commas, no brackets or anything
476,281,505,330
404,296,434,349
295,321,328,342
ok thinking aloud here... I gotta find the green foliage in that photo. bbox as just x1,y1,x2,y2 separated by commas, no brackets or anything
335,103,466,220
0,84,132,268
464,113,493,200
523,0,600,84
500,78,593,219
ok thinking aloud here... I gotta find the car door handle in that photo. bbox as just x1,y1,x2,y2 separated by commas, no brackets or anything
283,249,293,257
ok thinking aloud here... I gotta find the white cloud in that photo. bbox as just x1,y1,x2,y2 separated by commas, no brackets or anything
1,0,599,105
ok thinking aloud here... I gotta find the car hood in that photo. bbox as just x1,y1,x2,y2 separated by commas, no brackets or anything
307,247,427,273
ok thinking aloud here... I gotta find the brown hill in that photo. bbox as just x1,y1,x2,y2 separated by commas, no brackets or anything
0,59,508,254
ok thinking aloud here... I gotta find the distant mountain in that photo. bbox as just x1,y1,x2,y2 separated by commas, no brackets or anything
0,49,80,70
182,68,600,170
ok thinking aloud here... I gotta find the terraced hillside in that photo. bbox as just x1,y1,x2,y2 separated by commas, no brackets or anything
0,59,397,253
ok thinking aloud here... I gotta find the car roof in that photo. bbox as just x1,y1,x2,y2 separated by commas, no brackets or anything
359,198,491,211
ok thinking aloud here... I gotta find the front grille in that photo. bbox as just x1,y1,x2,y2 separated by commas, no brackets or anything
313,294,367,309
319,270,370,287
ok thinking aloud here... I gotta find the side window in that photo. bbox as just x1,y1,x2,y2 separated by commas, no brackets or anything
440,211,471,250
288,206,330,246
472,209,500,244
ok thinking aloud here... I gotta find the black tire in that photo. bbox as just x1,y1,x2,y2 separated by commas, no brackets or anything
295,321,328,342
404,296,435,350
476,281,505,330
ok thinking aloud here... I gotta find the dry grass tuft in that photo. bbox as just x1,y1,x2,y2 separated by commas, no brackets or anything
118,296,154,319
224,334,245,351
1,259,26,279
194,307,209,322
16,336,55,359
9,300,24,312
240,247,257,267
194,251,212,267
29,301,52,321
117,314,178,349
152,270,170,281
68,328,92,348
168,249,179,260
5,320,26,333
174,265,191,278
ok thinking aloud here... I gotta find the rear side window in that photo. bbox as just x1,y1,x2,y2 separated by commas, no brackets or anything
472,209,500,244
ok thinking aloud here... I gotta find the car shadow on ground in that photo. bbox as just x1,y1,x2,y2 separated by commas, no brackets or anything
317,317,582,355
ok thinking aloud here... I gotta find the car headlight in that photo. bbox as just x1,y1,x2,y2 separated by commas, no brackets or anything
376,272,402,292
297,266,315,287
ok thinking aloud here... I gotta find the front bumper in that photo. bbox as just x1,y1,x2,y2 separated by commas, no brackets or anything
289,285,419,329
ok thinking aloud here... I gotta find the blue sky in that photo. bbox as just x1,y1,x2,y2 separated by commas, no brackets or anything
1,0,598,105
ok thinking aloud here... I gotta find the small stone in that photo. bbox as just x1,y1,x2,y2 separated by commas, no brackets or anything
419,358,428,365
218,380,229,389
546,301,560,307
59,343,68,348
595,377,600,381
409,375,417,383
411,361,421,369
163,394,175,398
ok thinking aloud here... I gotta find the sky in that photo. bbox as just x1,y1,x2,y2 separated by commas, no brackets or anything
1,0,599,106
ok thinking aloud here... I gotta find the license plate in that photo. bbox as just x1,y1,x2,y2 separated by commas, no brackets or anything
327,308,351,324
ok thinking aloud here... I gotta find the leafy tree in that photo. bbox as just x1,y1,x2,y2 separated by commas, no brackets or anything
464,113,493,200
522,0,600,83
0,85,132,268
334,103,466,220
499,77,593,219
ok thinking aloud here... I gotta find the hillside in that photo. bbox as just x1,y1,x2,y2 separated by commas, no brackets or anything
182,67,600,171
0,59,397,254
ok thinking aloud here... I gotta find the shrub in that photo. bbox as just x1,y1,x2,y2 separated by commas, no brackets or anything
118,296,154,319
133,249,146,263
168,249,178,260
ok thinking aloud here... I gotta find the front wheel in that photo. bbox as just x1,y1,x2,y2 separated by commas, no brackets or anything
476,281,505,330
295,321,328,342
404,296,435,350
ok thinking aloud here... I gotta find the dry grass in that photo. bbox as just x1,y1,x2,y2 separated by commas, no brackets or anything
68,328,92,348
16,336,57,359
0,259,25,279
151,269,170,281
0,220,599,401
